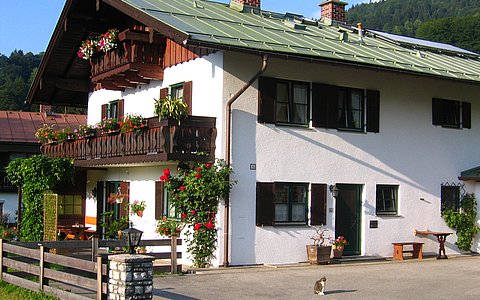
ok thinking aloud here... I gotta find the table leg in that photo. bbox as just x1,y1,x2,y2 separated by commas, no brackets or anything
436,235,448,259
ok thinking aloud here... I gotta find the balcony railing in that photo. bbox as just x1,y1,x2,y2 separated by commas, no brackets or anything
90,29,166,90
41,116,216,167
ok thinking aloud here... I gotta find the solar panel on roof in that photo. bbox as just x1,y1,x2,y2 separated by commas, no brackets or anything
368,29,479,57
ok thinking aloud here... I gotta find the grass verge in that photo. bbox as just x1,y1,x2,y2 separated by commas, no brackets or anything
0,281,57,300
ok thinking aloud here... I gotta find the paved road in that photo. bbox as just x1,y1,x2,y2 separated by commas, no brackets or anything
153,256,480,300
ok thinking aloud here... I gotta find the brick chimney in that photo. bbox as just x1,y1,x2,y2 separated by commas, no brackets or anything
230,0,260,12
320,0,348,24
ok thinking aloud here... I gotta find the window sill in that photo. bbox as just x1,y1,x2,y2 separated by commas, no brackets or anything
274,122,310,129
375,214,402,218
272,222,308,227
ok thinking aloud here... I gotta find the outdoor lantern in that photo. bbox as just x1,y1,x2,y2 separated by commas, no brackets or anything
122,225,143,254
329,184,339,198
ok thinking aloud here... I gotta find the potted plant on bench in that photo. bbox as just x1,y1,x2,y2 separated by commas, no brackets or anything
306,226,332,265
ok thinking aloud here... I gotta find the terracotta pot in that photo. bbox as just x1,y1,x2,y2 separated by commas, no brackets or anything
332,245,344,258
136,210,143,217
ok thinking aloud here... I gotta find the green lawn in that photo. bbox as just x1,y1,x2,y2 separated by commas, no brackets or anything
0,281,57,300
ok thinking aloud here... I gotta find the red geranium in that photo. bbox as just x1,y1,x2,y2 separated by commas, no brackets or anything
205,163,212,168
194,223,202,231
180,186,185,191
196,173,201,179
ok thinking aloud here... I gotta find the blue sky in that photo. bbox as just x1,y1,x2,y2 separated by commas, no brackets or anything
0,0,372,55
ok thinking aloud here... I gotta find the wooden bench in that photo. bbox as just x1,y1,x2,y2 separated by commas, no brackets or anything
392,242,424,260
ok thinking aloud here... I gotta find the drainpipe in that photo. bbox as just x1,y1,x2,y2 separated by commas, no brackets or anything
223,54,268,267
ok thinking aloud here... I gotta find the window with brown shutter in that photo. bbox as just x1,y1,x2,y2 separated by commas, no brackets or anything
155,181,164,220
432,98,470,129
101,104,108,120
183,81,193,115
258,77,276,124
312,83,338,129
117,99,124,120
119,181,129,218
160,88,168,99
366,90,380,133
256,182,274,226
311,184,327,226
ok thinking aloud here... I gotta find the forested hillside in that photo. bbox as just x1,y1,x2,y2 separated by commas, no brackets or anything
346,0,480,53
0,51,42,111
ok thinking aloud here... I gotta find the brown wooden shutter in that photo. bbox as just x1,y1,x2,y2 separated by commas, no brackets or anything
462,102,471,129
366,89,380,133
101,104,108,120
119,181,129,217
160,88,168,99
96,181,105,234
117,99,125,120
258,77,276,124
312,83,338,129
310,184,327,226
432,98,443,126
155,181,164,220
256,182,274,226
183,81,193,116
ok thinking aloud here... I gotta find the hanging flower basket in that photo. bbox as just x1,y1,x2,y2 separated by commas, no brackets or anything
108,187,128,204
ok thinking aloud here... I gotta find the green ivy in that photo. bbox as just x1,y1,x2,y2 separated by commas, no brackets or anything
162,160,235,268
442,193,480,252
6,155,74,241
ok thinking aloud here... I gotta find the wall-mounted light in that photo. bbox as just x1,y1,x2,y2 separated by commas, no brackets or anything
329,184,338,198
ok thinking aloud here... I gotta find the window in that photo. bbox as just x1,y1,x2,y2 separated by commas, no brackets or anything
101,99,124,120
160,81,192,115
376,185,398,215
441,185,460,212
171,84,184,100
58,195,83,216
256,182,327,226
432,98,471,129
338,88,364,131
274,183,308,224
258,77,309,126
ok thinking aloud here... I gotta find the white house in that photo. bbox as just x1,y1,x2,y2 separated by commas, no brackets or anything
28,0,480,266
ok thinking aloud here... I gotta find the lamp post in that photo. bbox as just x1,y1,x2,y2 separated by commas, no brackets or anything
122,225,143,254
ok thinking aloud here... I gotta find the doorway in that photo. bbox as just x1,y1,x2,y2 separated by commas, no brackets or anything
335,184,362,256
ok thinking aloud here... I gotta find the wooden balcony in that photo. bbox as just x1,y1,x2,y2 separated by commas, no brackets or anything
90,29,165,91
41,116,216,167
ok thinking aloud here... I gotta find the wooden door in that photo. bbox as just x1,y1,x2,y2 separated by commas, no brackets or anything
335,184,362,256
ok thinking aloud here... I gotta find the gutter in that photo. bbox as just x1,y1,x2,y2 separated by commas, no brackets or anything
223,54,269,267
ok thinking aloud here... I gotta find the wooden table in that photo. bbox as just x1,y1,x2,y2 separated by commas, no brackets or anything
414,229,452,259
57,225,90,240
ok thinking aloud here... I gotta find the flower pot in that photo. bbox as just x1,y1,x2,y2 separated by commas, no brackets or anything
306,245,332,265
115,197,124,204
332,245,344,259
136,210,143,217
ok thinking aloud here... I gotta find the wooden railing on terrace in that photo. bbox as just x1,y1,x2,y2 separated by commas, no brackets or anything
91,29,166,90
41,116,216,167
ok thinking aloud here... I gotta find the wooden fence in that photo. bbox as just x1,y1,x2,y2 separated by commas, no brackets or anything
0,237,182,299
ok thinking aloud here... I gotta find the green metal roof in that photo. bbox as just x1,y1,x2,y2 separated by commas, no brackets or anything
459,166,480,181
121,0,480,83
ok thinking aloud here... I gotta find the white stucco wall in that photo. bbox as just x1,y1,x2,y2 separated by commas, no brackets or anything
224,52,480,265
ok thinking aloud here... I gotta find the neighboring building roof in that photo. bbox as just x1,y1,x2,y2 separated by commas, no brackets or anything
459,166,480,181
0,111,87,144
116,0,480,83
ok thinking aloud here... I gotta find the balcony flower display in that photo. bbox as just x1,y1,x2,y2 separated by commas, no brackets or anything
97,117,120,134
35,124,56,143
154,96,188,125
77,28,119,60
55,127,77,143
120,114,147,134
130,200,146,217
77,124,96,139
156,217,183,237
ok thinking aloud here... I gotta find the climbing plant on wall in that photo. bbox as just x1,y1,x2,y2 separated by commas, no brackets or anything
160,160,235,268
6,155,74,241
442,193,480,252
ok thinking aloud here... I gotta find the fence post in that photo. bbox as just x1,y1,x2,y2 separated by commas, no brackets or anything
171,236,177,274
39,244,45,291
0,239,3,280
97,255,103,300
92,237,99,262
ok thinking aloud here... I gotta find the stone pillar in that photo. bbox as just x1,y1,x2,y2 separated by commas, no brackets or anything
108,254,155,300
